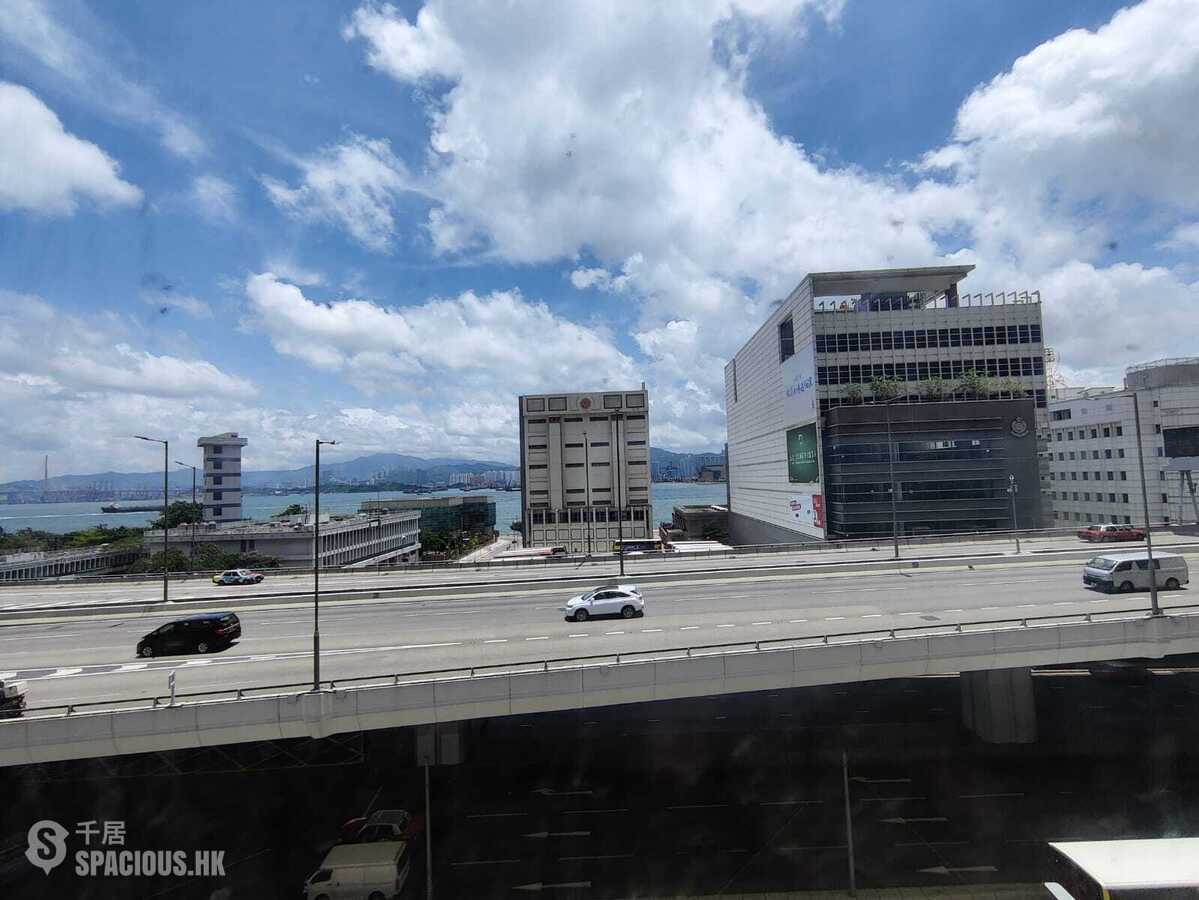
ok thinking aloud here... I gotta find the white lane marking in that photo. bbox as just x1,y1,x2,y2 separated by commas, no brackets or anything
46,667,83,678
980,606,1001,610
568,633,588,638
861,614,882,619
899,612,924,616
752,621,773,626
641,628,663,633
184,659,214,666
858,796,927,802
1016,604,1036,609
559,853,631,861
789,619,807,623
680,626,700,631
452,858,521,867
114,664,148,672
604,631,625,635
944,608,964,613
1054,601,1075,606
249,655,277,661
960,792,1024,799
484,639,508,644
716,624,736,628
525,636,550,641
563,808,629,815
0,672,14,679
825,616,846,621
760,800,823,806
667,803,727,810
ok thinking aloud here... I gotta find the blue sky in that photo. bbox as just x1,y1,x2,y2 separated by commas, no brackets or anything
1,0,1197,479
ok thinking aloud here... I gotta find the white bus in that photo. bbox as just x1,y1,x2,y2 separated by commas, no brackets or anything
1045,837,1199,899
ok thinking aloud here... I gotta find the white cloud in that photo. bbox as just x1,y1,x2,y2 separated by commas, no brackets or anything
191,174,237,223
261,134,415,251
0,0,206,160
141,293,212,319
1160,222,1199,251
243,272,641,394
264,256,326,287
341,0,1199,446
0,292,252,400
0,81,141,214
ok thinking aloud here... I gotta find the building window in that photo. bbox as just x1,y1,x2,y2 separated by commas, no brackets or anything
1120,472,1128,480
1103,427,1111,437
1082,472,1088,480
1122,494,1130,503
1068,452,1075,460
566,488,585,494
1057,452,1064,461
529,464,547,470
1109,493,1116,502
526,397,545,412
627,415,646,421
728,360,738,403
603,394,622,409
627,440,647,446
565,442,584,448
1071,472,1077,480
593,487,610,492
778,316,795,362
212,491,223,500
211,445,221,454
1156,447,1164,456
1104,449,1112,459
1160,471,1166,481
564,417,584,422
1153,399,1159,407
1124,516,1131,524
1162,493,1169,503
1055,432,1062,441
1091,450,1099,459
213,476,223,485
625,393,646,408
528,418,546,424
1117,449,1125,458
1116,426,1123,436
1090,429,1098,439
1073,492,1080,501
528,443,547,450
565,463,584,468
591,461,610,467
1083,492,1091,501
1085,513,1093,523
569,509,583,522
212,460,223,469
590,441,609,447
547,397,567,411
1107,472,1114,480
1067,432,1073,441
531,490,548,495
1051,409,1071,422
531,511,545,525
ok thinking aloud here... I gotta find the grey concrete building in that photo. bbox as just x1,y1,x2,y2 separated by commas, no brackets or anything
197,432,248,522
146,510,420,568
518,389,652,553
725,265,1049,544
1048,358,1199,528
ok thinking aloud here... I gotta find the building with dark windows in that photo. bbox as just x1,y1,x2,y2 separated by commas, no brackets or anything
518,389,652,553
1047,357,1199,528
197,432,248,522
725,266,1049,544
822,399,1042,538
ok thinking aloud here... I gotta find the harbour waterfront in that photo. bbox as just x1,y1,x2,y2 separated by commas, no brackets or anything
0,482,727,536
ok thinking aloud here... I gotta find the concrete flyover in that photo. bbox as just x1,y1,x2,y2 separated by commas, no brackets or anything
3,605,1199,767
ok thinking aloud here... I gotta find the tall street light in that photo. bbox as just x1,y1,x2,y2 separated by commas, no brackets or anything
1131,393,1162,616
175,460,198,563
583,430,593,557
880,397,903,560
134,435,169,605
1008,473,1021,554
313,438,338,690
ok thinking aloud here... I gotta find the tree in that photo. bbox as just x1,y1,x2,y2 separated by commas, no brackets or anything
846,385,865,404
273,504,306,518
997,377,1026,399
151,501,203,530
869,376,900,402
920,377,948,401
958,369,992,399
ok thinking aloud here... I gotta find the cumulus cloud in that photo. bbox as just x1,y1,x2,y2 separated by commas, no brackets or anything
0,81,142,214
141,292,212,319
340,0,1199,445
261,134,416,251
0,0,206,160
243,272,641,393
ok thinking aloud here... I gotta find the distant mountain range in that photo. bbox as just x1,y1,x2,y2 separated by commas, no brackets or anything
0,448,725,495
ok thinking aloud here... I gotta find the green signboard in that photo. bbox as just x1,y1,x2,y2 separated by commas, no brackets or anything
786,423,820,484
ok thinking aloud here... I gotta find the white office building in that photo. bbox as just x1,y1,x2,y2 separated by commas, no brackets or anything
725,266,1050,544
518,389,652,553
1047,358,1199,528
197,432,248,522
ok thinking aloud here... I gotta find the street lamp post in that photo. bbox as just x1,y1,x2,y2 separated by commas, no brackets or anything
613,415,625,577
583,430,593,557
1008,473,1021,554
134,435,169,605
175,460,198,562
313,439,338,690
882,399,900,560
1132,394,1161,616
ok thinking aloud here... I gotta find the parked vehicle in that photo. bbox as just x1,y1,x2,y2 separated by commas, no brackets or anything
212,568,265,585
1082,552,1189,593
339,810,424,844
561,584,644,622
0,680,26,720
1077,523,1145,542
136,612,242,658
303,840,410,900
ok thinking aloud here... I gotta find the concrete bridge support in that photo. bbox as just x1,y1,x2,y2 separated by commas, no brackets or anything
960,667,1037,744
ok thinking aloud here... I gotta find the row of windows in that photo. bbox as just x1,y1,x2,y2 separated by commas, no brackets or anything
1052,491,1172,504
818,357,1044,385
529,440,617,450
529,460,646,469
1054,512,1134,524
1051,470,1128,481
526,394,646,413
1057,449,1125,461
815,323,1041,353
1055,425,1122,440
529,507,649,524
820,390,1049,412
526,415,647,424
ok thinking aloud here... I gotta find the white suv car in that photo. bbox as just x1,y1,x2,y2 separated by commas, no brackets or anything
561,585,644,622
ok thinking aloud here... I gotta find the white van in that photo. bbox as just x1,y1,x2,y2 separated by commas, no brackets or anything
1082,551,1190,593
303,841,410,900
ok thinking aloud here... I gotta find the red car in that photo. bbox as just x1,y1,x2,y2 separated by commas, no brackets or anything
1078,523,1146,543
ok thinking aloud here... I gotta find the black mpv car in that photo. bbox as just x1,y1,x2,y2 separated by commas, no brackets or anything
136,612,241,658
